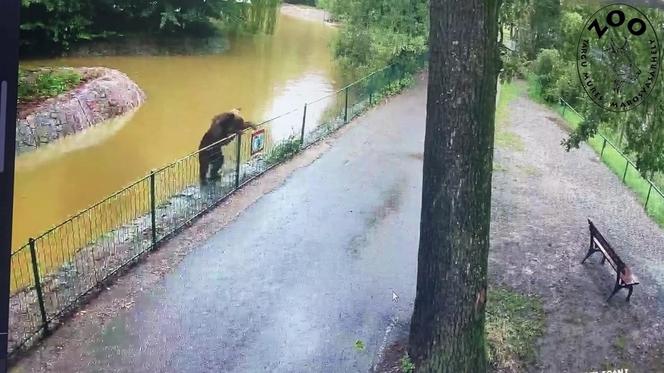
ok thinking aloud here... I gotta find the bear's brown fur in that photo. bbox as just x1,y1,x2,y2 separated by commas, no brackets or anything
198,108,256,185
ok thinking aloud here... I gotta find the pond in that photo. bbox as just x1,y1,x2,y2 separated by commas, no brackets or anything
13,11,340,252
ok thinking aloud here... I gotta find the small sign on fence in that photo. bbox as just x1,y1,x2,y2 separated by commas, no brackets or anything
251,129,265,156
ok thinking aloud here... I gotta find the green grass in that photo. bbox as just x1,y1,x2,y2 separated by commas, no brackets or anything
399,353,415,373
264,136,303,167
613,334,627,353
486,287,546,372
18,67,82,103
495,81,525,152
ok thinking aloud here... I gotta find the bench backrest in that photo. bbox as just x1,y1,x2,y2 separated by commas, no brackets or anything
588,219,626,272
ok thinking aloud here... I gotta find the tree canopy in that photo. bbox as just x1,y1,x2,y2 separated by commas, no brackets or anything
19,0,281,54
320,0,428,75
502,0,664,177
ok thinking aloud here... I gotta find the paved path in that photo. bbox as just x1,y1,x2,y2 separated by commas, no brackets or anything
14,78,664,373
21,77,427,373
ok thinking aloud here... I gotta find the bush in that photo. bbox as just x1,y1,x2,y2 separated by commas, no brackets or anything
555,62,581,107
19,0,280,54
500,49,529,82
533,49,564,103
264,136,302,166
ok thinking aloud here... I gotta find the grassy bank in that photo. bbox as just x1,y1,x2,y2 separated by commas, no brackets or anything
495,81,525,152
486,287,546,372
522,79,664,229
18,67,83,104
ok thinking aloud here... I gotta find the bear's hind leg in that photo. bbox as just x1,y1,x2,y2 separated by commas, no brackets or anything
209,153,224,182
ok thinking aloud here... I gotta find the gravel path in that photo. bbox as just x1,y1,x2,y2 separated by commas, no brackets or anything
490,83,664,372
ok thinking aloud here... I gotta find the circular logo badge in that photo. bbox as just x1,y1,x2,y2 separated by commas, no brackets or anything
577,3,661,112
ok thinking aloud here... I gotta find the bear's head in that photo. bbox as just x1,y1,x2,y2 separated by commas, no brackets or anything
230,107,243,119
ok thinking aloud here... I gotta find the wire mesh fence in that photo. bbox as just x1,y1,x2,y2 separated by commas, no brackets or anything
557,98,664,224
7,55,427,356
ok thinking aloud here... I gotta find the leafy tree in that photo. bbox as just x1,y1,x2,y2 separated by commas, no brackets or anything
19,0,281,54
20,0,95,51
327,0,429,75
562,7,664,177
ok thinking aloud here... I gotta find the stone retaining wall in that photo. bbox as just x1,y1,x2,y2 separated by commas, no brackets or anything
16,67,146,154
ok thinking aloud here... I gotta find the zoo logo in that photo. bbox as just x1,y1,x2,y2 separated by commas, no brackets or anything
577,3,661,112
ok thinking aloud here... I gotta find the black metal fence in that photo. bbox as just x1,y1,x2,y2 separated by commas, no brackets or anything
557,97,664,220
8,58,425,356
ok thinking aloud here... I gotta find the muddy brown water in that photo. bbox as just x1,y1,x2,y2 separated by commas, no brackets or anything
12,13,339,258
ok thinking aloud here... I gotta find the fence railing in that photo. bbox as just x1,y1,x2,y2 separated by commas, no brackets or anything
557,97,664,219
7,56,426,357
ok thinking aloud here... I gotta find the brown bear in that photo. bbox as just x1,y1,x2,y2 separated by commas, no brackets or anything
198,108,257,186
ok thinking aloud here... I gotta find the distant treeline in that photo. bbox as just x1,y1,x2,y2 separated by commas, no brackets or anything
19,0,281,55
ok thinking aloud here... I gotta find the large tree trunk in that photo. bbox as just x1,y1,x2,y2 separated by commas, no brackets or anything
408,0,499,371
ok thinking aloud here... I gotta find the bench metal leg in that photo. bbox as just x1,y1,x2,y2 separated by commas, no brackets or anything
607,283,621,302
626,285,634,302
581,248,597,264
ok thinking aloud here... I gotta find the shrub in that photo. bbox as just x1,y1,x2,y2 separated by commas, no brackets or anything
555,62,581,107
533,49,564,103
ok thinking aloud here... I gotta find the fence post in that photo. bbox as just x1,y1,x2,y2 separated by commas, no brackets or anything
149,170,157,248
28,238,49,336
344,87,349,124
300,103,308,146
235,133,242,188
645,182,653,209
600,138,607,159
622,159,629,183
369,90,373,106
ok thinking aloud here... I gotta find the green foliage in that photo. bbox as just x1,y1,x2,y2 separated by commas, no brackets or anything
400,354,415,373
486,287,546,372
495,81,526,152
500,50,530,83
19,0,280,54
558,10,583,60
17,67,82,103
20,0,95,51
500,0,561,59
555,61,580,107
354,339,365,351
532,48,564,102
507,2,664,176
264,136,302,166
327,0,428,76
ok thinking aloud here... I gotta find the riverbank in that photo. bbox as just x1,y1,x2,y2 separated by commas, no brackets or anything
15,67,146,154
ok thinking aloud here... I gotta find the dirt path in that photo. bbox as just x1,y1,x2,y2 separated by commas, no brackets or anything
490,82,664,372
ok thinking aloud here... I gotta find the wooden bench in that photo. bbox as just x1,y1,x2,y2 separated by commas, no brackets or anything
581,219,639,302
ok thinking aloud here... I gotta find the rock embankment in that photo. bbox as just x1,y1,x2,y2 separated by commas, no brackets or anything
16,67,146,154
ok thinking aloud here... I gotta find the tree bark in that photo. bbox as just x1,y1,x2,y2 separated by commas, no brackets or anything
408,0,499,372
